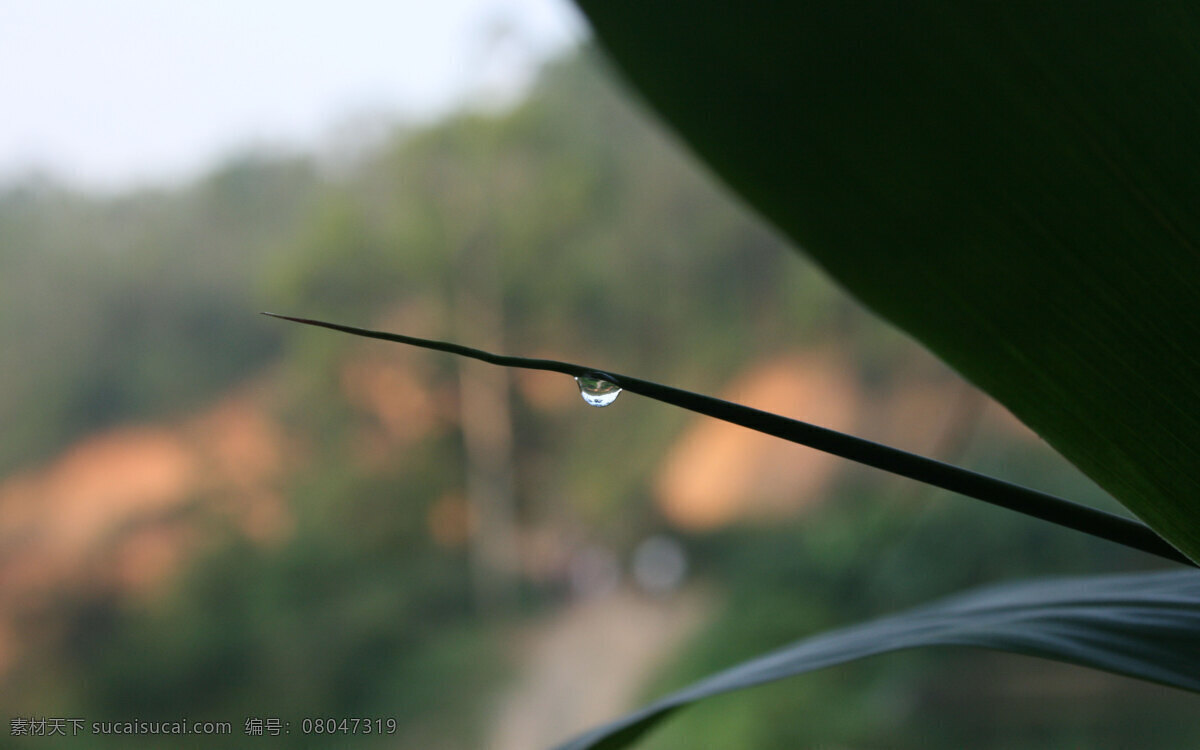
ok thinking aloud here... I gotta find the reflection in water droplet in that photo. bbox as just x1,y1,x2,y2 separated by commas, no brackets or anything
575,376,622,407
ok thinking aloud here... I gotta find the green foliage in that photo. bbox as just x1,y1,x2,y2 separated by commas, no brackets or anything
6,34,1198,749
572,1,1200,562
14,446,498,750
571,566,1200,750
570,499,1200,749
0,156,317,473
544,3,1200,747
2,49,835,747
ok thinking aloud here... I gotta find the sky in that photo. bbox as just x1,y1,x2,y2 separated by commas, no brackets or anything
0,0,586,191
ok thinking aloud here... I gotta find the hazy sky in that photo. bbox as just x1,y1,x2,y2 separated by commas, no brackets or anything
0,0,585,190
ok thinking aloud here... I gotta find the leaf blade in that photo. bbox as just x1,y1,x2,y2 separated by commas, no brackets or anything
554,570,1200,750
571,1,1200,561
263,312,1192,566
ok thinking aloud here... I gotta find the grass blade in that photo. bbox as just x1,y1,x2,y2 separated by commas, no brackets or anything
263,312,1192,566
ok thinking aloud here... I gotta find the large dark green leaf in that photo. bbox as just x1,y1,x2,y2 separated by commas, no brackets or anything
571,2,1200,561
554,570,1200,749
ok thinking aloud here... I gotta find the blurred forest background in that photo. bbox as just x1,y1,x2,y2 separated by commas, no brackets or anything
2,47,1198,749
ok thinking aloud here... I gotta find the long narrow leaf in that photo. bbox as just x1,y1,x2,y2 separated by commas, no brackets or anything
263,312,1191,566
554,569,1200,750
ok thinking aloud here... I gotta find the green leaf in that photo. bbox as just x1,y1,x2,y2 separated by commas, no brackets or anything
571,3,1200,561
265,312,1192,566
554,570,1200,749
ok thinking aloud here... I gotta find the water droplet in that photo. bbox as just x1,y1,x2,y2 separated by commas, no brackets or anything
575,376,622,407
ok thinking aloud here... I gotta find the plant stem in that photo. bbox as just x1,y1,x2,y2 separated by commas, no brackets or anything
263,312,1196,568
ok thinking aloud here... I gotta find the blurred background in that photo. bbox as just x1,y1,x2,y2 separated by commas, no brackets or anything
1,2,1197,748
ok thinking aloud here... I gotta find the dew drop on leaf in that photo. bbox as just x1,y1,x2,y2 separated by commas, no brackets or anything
575,376,622,407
